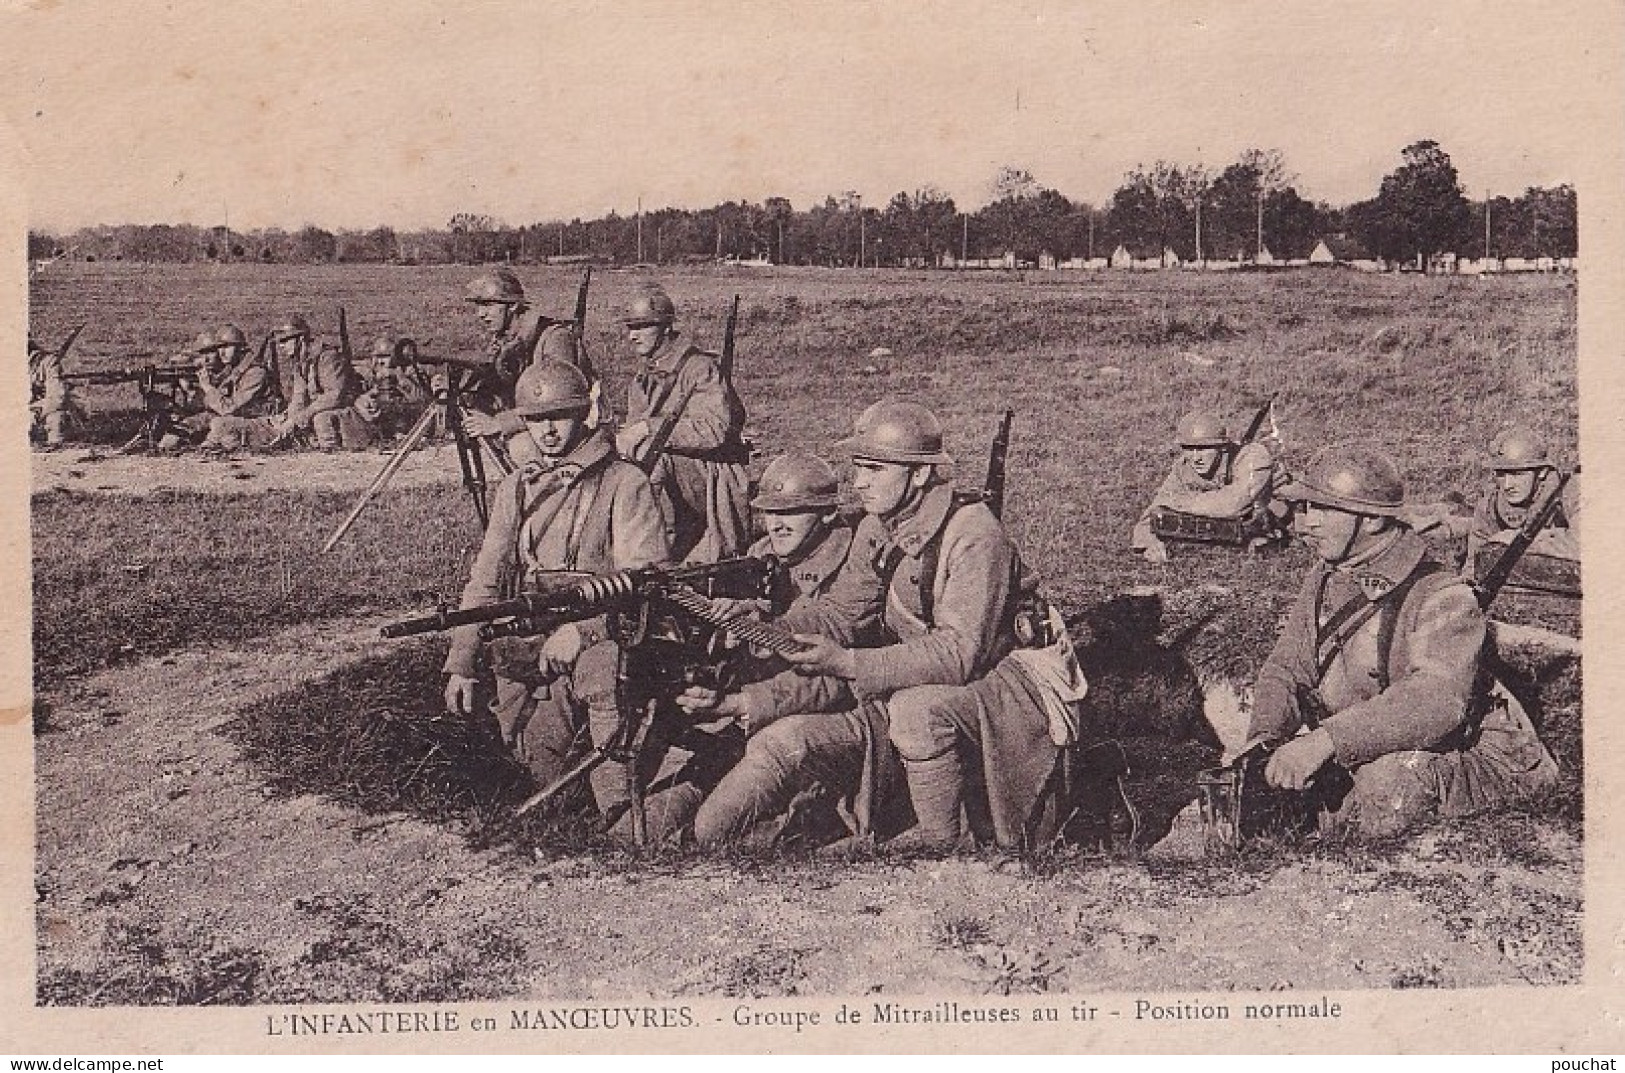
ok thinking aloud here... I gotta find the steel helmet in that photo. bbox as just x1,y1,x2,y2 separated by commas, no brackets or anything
836,399,954,466
1176,410,1231,448
369,336,397,360
1486,426,1552,472
215,324,248,350
192,330,221,355
752,451,841,512
273,315,312,342
464,269,526,305
1276,445,1406,517
622,285,677,328
513,360,592,418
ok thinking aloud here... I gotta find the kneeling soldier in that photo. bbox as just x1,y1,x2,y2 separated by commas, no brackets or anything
1246,446,1558,839
1131,409,1282,563
686,401,1086,853
442,361,674,837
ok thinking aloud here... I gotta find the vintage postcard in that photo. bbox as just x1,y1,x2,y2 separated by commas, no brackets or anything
2,0,1623,1055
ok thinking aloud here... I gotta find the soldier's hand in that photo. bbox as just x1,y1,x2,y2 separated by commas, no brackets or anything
1264,728,1336,791
675,684,724,714
460,411,501,438
537,624,584,678
784,635,856,680
444,674,479,716
1142,541,1170,564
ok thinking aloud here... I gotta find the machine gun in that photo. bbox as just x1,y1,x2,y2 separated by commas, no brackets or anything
383,555,788,839
62,362,203,451
1472,467,1578,605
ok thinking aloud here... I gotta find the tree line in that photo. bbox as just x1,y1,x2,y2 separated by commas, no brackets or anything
29,140,1576,269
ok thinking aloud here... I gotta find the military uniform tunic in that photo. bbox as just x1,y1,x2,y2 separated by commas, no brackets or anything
1247,529,1558,837
623,332,750,562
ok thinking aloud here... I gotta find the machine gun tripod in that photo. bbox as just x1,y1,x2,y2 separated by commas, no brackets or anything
322,362,514,553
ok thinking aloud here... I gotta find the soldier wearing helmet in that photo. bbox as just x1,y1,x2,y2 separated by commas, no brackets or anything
1244,443,1557,839
312,336,432,451
616,283,750,562
458,269,596,446
1465,425,1579,568
204,316,354,451
195,325,285,452
443,360,676,841
683,398,1086,854
1131,408,1284,562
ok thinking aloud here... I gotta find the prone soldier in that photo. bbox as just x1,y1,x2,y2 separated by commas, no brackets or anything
1466,426,1579,570
441,361,680,839
1131,409,1283,563
1244,446,1559,839
683,400,1086,853
616,284,751,563
314,336,431,451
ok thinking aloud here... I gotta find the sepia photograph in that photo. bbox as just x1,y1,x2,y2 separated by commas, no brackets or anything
3,0,1622,1055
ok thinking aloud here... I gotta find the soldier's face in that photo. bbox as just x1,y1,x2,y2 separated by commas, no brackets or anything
761,510,826,558
1294,501,1366,564
221,344,247,364
1498,468,1540,508
851,458,924,519
1183,447,1223,480
525,413,585,458
474,301,512,334
626,323,665,360
274,336,301,361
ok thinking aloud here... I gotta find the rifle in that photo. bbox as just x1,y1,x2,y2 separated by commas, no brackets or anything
1473,467,1576,608
338,305,354,366
572,267,591,349
1239,393,1278,446
982,408,1014,519
55,322,87,361
61,364,194,388
630,296,741,471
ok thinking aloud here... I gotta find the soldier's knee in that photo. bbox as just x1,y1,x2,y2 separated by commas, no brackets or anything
748,718,814,774
887,688,959,762
1335,751,1440,839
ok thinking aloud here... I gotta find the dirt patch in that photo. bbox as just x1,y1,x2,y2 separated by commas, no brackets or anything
34,610,1582,1004
32,445,464,497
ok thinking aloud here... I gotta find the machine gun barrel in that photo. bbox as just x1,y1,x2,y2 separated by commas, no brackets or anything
380,555,781,639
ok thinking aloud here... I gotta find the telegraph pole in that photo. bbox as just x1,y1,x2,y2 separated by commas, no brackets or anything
962,213,969,266
1484,190,1491,261
1256,190,1264,261
637,196,644,263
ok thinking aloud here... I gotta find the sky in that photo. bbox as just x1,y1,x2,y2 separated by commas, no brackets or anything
0,0,1613,231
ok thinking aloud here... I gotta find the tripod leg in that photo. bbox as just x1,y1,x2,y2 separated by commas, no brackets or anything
321,402,441,553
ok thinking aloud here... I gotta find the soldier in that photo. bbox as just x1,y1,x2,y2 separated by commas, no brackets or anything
458,269,596,447
616,284,751,563
685,400,1086,853
1245,446,1559,839
441,361,675,839
154,331,228,450
28,334,77,449
197,325,284,452
1131,409,1282,562
313,336,430,451
205,316,356,451
1465,426,1579,568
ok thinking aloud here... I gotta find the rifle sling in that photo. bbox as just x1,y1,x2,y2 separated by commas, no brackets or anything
1312,560,1445,686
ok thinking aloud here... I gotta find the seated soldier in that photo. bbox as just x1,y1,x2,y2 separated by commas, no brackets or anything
1465,426,1579,572
155,331,229,450
442,361,684,841
1131,409,1282,563
1245,446,1558,840
206,316,355,451
198,324,285,452
28,334,78,449
314,336,430,451
683,400,1088,854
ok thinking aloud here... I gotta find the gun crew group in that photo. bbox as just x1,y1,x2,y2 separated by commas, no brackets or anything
28,269,1578,853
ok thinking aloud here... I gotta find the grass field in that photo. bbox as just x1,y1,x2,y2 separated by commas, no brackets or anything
28,262,1583,1003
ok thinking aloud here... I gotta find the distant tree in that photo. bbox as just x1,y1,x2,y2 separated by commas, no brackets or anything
764,196,794,262
1371,140,1472,263
988,165,1041,204
294,225,338,263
